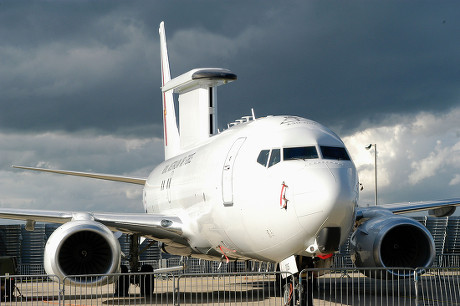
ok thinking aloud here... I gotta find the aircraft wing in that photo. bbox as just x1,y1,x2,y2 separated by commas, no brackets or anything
356,198,460,218
7,166,189,244
12,165,146,185
0,208,186,245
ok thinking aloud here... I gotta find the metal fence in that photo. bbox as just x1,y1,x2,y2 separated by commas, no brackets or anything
332,254,460,269
175,272,294,305
0,274,60,304
299,267,460,305
1,271,294,305
1,267,460,305
15,254,460,276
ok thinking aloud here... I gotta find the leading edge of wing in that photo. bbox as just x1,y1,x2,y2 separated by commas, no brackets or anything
12,165,146,185
0,208,74,223
357,198,460,217
0,208,185,245
93,212,184,243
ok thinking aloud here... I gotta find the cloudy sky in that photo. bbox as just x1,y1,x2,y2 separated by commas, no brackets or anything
1,1,459,215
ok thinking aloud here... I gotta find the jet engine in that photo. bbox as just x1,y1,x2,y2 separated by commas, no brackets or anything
350,211,435,277
44,220,121,285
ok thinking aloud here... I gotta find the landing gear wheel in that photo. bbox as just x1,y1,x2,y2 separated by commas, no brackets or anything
1,278,15,301
300,273,314,306
139,264,154,297
114,265,130,297
282,282,294,305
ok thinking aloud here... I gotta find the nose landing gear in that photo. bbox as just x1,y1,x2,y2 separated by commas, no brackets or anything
280,255,327,305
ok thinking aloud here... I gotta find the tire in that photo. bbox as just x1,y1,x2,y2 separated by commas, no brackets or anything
300,274,314,306
114,265,130,297
1,278,14,301
139,264,154,297
283,282,294,305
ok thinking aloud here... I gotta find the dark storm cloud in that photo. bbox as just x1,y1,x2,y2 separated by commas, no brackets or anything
1,1,459,137
225,2,460,133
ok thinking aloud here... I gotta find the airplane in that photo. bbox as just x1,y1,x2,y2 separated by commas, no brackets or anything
1,21,460,294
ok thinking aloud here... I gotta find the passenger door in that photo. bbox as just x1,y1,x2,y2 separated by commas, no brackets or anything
222,137,246,206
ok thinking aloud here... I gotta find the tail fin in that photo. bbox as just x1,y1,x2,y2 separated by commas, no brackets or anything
159,21,180,160
159,22,237,157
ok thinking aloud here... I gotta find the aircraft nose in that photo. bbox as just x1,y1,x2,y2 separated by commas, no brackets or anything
291,163,357,233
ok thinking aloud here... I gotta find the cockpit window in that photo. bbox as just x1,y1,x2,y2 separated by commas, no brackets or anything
284,146,318,160
257,150,270,166
268,149,281,167
259,146,341,168
320,146,350,160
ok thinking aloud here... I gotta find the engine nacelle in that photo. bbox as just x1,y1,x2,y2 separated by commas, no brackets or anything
44,220,121,285
350,212,435,277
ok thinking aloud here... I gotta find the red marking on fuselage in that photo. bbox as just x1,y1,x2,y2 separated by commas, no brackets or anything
317,253,333,260
280,182,288,209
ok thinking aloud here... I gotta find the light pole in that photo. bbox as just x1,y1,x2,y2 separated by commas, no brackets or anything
365,144,377,206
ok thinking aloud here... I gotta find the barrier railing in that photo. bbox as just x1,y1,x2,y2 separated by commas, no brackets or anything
14,254,460,276
416,267,460,305
1,267,460,305
0,271,294,305
331,254,460,269
175,272,295,305
0,274,60,304
62,272,177,305
299,267,418,305
299,266,460,305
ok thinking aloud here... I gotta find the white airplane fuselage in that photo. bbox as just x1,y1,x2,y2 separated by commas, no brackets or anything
144,115,359,263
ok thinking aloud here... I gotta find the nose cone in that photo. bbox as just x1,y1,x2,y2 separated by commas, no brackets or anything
292,162,357,237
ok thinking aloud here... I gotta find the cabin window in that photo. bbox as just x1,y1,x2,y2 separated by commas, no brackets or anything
320,146,350,160
257,150,270,167
284,146,318,160
268,149,281,167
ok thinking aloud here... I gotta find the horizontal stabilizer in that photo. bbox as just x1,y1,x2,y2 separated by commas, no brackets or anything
162,68,237,149
162,68,237,94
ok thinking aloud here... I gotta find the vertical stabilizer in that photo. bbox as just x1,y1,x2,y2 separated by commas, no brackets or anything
159,22,237,152
159,22,180,160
